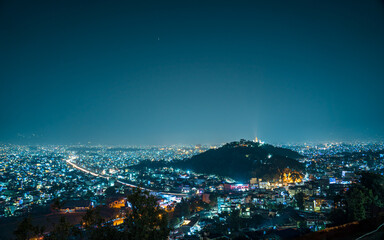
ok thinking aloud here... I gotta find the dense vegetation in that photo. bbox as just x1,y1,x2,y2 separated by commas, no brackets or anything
328,172,384,225
178,140,303,181
133,140,304,182
14,189,170,240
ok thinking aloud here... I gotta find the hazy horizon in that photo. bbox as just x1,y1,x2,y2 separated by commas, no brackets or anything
2,136,383,147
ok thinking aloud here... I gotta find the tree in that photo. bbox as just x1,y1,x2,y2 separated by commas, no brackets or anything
78,205,128,240
276,203,285,212
326,172,384,225
85,190,95,199
189,196,207,213
81,207,104,228
123,188,170,240
328,208,347,226
81,206,123,240
360,172,384,198
51,197,64,211
359,172,384,217
169,217,181,228
250,214,265,228
173,198,191,218
105,186,116,196
295,192,306,210
227,209,241,232
345,187,369,221
208,193,218,207
298,220,308,229
89,222,122,240
333,194,343,208
14,217,38,240
45,216,73,240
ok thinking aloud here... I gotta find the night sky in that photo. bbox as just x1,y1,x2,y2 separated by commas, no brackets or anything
1,0,383,145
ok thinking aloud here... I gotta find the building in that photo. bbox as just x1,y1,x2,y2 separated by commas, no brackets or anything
60,200,92,213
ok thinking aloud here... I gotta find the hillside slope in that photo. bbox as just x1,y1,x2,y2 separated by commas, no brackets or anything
178,140,304,181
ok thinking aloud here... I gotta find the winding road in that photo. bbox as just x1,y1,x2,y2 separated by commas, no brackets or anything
65,156,188,197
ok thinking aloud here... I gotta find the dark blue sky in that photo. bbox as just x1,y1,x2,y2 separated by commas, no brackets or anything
1,0,383,145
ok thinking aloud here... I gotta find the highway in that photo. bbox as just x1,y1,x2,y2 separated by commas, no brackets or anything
65,156,188,197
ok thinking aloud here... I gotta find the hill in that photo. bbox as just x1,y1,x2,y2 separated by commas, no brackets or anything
132,139,304,182
177,139,304,182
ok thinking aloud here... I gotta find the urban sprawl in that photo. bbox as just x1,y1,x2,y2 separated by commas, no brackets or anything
0,141,383,239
